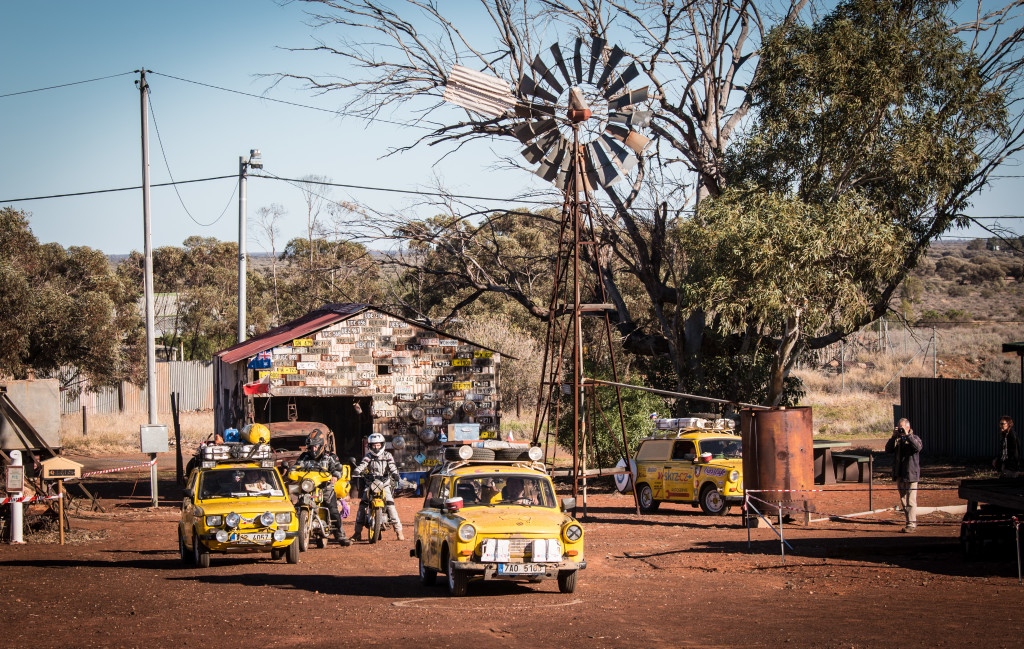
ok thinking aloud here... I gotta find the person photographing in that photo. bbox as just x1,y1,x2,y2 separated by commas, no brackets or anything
885,418,923,533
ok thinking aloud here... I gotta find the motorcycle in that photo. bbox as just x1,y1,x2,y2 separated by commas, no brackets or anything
285,466,350,551
363,476,392,545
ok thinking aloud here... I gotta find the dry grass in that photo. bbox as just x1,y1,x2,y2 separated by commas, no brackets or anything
60,411,214,455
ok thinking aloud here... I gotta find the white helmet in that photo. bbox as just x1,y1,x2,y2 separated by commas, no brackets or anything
367,433,386,457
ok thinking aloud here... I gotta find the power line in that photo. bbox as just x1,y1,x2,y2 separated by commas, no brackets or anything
0,71,136,98
0,176,236,203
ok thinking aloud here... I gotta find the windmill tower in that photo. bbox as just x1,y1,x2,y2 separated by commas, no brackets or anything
443,37,653,514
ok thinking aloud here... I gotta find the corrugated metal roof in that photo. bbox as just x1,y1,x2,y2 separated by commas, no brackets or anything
215,303,513,365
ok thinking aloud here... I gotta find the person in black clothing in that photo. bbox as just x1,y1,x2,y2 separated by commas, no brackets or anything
992,416,1019,478
885,418,923,533
291,429,352,546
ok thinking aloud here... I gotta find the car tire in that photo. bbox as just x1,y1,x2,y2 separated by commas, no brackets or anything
369,508,383,544
298,509,310,552
270,548,285,560
419,550,437,586
444,446,496,462
637,483,660,513
447,560,468,597
494,448,530,461
699,483,730,515
557,570,577,594
286,540,300,564
179,530,193,565
193,530,210,569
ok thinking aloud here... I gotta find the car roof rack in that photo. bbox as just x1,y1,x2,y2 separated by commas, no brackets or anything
199,443,275,468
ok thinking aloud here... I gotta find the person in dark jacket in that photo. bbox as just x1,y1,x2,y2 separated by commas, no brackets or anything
992,416,1019,478
291,429,352,546
885,418,923,533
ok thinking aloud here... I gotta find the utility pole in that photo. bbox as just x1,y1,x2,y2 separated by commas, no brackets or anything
238,150,262,343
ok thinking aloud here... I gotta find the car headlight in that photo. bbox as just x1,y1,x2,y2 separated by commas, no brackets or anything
215,530,230,543
729,470,740,482
205,515,223,527
260,512,275,527
273,529,287,542
225,512,240,529
527,446,544,461
458,524,476,542
275,512,292,524
301,479,315,493
563,524,583,542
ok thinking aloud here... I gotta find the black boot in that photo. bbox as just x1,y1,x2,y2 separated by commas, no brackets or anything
335,529,352,547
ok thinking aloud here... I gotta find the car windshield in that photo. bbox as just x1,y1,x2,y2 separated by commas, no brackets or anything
199,468,282,499
698,438,742,459
453,474,557,508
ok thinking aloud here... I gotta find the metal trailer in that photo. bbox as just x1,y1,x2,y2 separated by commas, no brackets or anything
958,478,1024,559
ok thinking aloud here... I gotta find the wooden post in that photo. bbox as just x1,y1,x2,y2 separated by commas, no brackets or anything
172,392,184,486
58,480,65,546
81,406,87,436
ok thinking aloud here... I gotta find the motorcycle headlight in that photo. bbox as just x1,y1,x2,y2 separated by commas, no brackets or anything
205,515,223,527
260,512,275,527
215,530,230,543
729,470,740,482
275,512,292,524
301,479,315,493
225,512,240,529
273,529,287,542
458,524,476,542
563,524,583,543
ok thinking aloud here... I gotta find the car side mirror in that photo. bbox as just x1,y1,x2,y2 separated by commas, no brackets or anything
429,497,443,509
560,497,576,512
443,497,464,513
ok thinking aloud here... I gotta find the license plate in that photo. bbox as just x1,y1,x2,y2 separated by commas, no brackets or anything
497,563,545,575
234,532,272,543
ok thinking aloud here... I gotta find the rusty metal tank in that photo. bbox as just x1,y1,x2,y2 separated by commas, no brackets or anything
741,407,814,515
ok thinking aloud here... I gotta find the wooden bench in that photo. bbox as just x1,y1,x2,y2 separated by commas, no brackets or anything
832,452,872,483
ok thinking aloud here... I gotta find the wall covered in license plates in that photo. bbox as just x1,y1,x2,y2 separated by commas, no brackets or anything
250,308,501,472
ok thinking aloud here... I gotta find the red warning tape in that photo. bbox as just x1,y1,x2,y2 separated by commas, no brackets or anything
745,493,1018,526
80,458,157,478
746,486,958,493
0,493,62,505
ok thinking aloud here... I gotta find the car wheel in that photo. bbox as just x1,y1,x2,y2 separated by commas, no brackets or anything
419,550,437,586
298,509,310,552
179,530,193,565
193,530,210,569
699,483,730,515
270,548,285,560
557,570,577,594
637,483,660,513
286,540,300,564
447,560,468,597
369,508,383,545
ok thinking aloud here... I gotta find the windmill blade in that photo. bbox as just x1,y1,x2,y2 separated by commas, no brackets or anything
549,43,573,89
608,86,649,111
605,122,650,154
514,101,556,119
512,118,557,144
518,73,559,104
596,45,626,89
535,137,569,183
608,109,653,129
588,36,607,83
524,129,563,165
587,141,622,187
573,37,584,84
604,62,642,98
531,54,564,96
600,134,639,173
443,65,518,118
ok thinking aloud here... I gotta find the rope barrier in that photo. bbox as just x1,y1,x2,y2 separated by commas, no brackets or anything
1,493,62,505
79,458,157,478
746,485,958,493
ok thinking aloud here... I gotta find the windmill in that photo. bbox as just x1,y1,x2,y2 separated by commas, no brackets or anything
443,36,652,515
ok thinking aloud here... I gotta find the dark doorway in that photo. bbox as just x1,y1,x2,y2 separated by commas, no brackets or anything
254,396,372,462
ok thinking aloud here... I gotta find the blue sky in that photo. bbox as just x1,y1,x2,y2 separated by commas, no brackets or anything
1,1,1020,255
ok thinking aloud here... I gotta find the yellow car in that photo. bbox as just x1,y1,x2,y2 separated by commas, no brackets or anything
411,446,586,596
178,443,300,567
632,429,744,515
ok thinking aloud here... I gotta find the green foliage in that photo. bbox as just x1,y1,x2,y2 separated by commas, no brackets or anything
277,236,382,318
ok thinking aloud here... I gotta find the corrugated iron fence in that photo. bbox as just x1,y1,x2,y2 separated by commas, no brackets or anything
60,361,213,415
900,377,1024,457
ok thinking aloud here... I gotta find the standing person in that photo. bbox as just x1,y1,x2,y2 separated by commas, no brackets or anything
885,418,923,533
292,429,352,546
352,433,404,541
992,416,1019,478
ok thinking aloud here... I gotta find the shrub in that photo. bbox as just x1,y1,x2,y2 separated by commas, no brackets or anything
947,284,970,297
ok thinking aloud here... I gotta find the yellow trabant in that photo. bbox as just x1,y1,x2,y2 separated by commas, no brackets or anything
411,446,586,596
178,443,300,567
633,429,743,515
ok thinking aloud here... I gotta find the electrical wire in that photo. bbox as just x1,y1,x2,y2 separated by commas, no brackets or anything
0,71,136,98
149,94,238,227
0,176,236,203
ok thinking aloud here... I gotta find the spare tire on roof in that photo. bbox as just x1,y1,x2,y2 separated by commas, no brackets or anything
495,447,531,461
444,446,496,462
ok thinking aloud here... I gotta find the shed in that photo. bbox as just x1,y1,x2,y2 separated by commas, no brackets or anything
214,303,503,473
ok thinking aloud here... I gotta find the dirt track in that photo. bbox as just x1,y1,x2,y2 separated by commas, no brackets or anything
2,465,1023,649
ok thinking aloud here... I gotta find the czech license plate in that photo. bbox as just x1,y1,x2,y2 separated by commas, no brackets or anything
497,563,545,575
235,532,272,543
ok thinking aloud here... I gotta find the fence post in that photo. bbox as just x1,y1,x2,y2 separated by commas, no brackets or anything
81,405,87,437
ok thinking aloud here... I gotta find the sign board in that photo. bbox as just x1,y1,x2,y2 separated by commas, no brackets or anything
41,456,83,480
5,465,24,492
140,424,169,453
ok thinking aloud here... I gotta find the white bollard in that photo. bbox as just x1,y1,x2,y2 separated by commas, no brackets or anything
9,450,24,544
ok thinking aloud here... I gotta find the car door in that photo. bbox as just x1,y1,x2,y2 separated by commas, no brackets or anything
664,440,697,502
181,471,199,546
419,475,445,570
636,440,671,499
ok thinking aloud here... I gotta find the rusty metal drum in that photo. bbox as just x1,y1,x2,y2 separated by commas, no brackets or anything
741,407,814,515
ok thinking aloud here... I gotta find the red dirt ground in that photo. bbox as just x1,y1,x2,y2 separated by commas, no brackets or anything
2,452,1023,649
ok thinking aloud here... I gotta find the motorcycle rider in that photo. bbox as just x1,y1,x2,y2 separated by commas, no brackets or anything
291,428,352,546
352,432,404,541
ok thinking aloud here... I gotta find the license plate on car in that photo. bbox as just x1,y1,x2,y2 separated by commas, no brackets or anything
234,533,272,543
497,563,545,575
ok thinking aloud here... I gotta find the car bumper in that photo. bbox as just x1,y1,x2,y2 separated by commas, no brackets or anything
451,559,586,580
199,530,298,553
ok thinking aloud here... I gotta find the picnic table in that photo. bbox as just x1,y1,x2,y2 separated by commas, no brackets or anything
813,440,851,484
